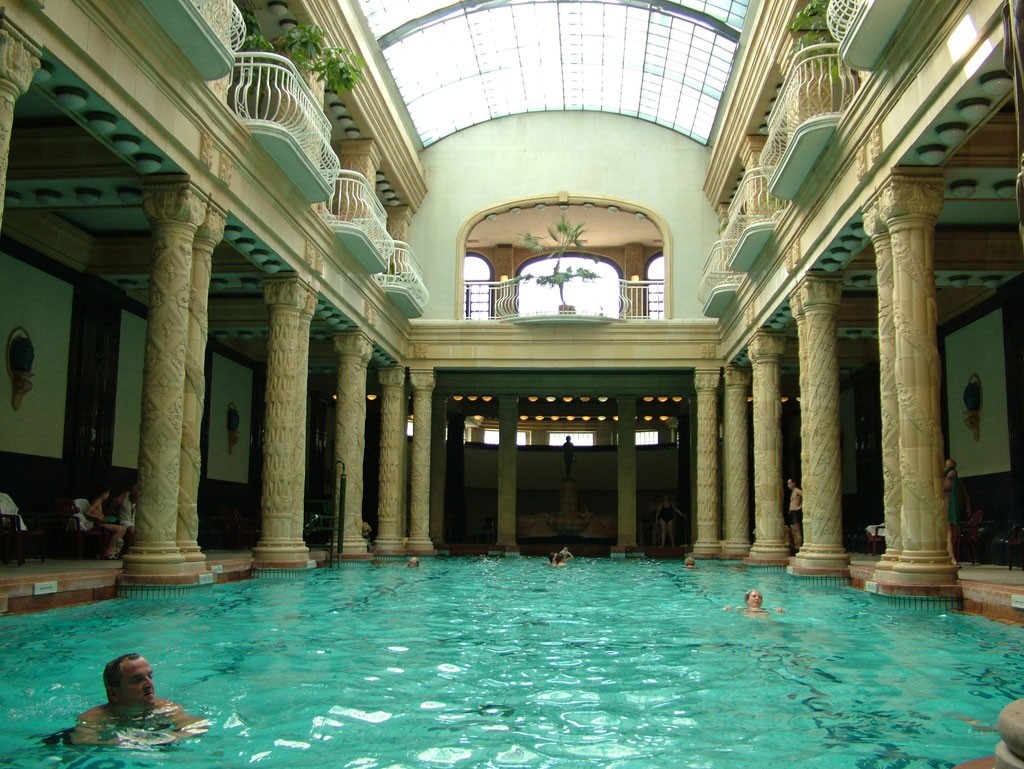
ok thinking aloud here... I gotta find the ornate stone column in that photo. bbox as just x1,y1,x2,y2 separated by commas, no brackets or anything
336,138,381,185
126,181,207,577
0,23,39,233
790,275,849,571
408,369,436,554
863,203,903,570
722,365,752,557
877,169,957,585
692,369,722,556
747,331,790,560
375,365,407,554
497,396,519,548
253,276,317,568
176,200,225,563
335,331,373,557
616,397,637,548
429,392,447,546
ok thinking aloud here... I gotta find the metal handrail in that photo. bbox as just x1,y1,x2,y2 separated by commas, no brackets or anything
462,278,664,320
375,241,429,307
325,170,396,262
697,240,742,308
191,0,244,51
229,51,340,183
761,43,858,176
826,0,861,44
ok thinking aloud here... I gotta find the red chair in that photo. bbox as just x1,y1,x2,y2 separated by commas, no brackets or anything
1009,525,1024,571
56,497,107,559
1,512,46,565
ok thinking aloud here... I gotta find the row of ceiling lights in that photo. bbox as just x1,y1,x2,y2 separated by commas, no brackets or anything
487,202,647,221
450,395,685,402
913,70,1012,165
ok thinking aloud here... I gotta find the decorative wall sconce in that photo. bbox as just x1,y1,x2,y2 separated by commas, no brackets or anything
227,402,240,454
6,328,34,410
963,374,981,442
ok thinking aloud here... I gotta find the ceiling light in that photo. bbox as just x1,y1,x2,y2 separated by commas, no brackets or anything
249,249,271,264
583,202,594,210
527,395,538,402
329,102,348,117
562,396,572,402
818,257,843,272
947,274,970,288
545,396,556,402
336,117,355,128
75,187,102,204
54,86,88,110
635,212,646,220
116,187,142,204
994,179,1017,199
86,111,118,134
915,144,947,165
956,97,991,122
344,128,360,138
262,260,283,273
534,203,546,210
224,224,243,241
452,395,463,401
134,153,164,173
980,70,1012,95
849,274,872,288
510,207,521,214
4,190,20,205
485,213,497,221
607,205,619,213
278,18,298,31
268,0,289,15
550,415,560,421
111,134,142,153
34,188,61,205
846,329,862,340
980,274,1003,289
948,179,977,198
935,122,968,144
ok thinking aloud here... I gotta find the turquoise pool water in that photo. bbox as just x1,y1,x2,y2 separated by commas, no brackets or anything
1,558,1021,768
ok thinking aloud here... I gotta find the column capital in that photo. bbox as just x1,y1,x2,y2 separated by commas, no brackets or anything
379,364,406,388
409,368,435,390
337,138,381,180
387,205,412,242
876,169,945,225
142,179,208,228
694,368,720,392
794,274,843,315
334,329,373,362
724,365,752,388
196,199,227,245
263,276,316,312
748,330,785,363
861,201,887,241
0,22,40,96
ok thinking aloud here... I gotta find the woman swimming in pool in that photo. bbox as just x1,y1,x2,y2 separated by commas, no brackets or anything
723,589,785,615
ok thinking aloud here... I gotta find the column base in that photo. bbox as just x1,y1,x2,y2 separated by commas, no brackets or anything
252,542,311,570
748,540,790,561
120,552,207,583
406,538,437,555
374,536,404,554
177,544,207,564
790,545,850,572
691,538,721,557
721,541,751,558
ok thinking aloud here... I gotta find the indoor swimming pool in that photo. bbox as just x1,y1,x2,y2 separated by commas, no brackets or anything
1,557,1021,768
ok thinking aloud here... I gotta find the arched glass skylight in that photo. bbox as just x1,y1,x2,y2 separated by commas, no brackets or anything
353,0,749,146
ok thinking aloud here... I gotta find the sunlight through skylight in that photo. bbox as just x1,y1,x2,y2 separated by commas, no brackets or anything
353,0,748,146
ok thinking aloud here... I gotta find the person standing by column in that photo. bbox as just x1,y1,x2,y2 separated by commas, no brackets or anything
786,479,803,552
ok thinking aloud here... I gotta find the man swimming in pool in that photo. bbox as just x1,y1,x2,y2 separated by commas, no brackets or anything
723,589,785,615
71,653,208,746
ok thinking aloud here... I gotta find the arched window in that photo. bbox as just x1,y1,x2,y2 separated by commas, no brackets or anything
646,254,665,319
464,253,493,319
517,254,622,317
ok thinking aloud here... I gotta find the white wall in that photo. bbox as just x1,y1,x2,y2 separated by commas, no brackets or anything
112,310,145,468
0,251,72,458
207,353,253,483
945,309,1010,477
409,111,719,320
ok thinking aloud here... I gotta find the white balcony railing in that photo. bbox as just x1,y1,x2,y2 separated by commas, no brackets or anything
761,43,858,199
698,240,742,318
722,166,785,272
827,0,913,70
462,278,664,321
374,241,429,317
141,0,242,79
229,51,340,203
323,171,395,273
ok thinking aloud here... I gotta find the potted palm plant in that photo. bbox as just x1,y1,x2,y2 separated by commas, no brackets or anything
240,11,363,95
520,216,600,314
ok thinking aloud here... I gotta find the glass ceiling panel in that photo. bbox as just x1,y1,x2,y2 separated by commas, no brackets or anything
352,0,748,146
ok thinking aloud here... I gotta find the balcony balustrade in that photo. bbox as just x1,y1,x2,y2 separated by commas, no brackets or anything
827,0,913,71
228,51,340,203
723,166,785,272
374,241,429,317
323,171,395,273
141,0,243,80
462,278,663,321
698,240,742,318
761,43,858,200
